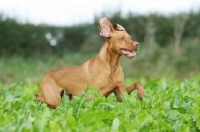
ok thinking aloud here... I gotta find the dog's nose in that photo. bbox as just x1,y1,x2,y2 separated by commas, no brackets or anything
134,41,139,46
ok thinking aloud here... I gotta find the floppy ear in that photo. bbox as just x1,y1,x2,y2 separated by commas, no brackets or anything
98,17,115,38
113,24,126,31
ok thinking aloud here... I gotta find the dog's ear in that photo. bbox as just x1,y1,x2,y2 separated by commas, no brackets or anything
113,24,126,31
98,17,115,38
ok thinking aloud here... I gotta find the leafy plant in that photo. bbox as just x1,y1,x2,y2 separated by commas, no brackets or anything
0,77,200,131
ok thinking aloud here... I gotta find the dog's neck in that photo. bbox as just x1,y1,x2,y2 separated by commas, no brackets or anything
99,42,121,81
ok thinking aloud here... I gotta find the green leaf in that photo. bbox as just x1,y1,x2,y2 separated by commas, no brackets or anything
33,109,51,132
49,121,62,132
144,78,160,88
164,110,181,122
196,113,200,129
170,90,181,109
111,118,120,131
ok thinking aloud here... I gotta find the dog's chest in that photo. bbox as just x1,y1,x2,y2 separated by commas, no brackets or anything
90,65,121,87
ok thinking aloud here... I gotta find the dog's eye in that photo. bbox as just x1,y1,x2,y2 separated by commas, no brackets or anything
119,38,124,41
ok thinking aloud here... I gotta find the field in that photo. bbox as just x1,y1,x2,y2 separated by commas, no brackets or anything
0,41,200,132
0,43,200,131
0,77,200,132
1,10,200,132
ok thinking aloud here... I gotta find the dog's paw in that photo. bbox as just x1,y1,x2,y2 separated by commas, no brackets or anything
137,90,145,100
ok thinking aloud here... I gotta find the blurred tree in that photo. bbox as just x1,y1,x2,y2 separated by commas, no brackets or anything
152,14,174,46
0,10,200,57
173,13,188,53
145,18,156,45
184,10,200,39
126,13,147,42
61,24,90,52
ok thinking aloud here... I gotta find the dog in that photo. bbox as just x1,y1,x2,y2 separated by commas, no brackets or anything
36,17,145,108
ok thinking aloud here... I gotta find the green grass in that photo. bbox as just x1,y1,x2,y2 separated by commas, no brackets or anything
0,54,96,84
0,77,200,131
1,42,200,84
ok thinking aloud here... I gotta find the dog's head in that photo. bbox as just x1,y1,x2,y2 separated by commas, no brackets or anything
98,17,139,59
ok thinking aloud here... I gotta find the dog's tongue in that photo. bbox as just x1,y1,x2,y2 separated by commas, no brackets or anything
121,50,136,58
127,51,136,58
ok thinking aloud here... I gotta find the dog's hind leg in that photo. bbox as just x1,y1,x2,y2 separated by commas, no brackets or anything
38,77,64,108
60,90,73,101
36,93,44,102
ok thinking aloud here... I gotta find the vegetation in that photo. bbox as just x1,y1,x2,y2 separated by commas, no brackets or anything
1,41,200,84
0,10,200,83
0,11,200,57
0,77,200,131
0,10,200,131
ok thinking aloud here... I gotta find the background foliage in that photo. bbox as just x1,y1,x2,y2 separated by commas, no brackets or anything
0,11,200,56
1,10,200,83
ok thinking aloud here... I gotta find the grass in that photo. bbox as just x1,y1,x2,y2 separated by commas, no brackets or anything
0,77,200,131
0,53,96,85
1,42,200,85
0,55,197,86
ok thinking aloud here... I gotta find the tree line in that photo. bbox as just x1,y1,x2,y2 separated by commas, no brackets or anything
0,10,200,57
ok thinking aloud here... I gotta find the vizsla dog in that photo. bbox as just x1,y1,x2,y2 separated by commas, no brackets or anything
36,17,145,108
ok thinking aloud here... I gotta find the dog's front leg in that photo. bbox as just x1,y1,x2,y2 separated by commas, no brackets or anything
125,82,145,100
97,81,126,102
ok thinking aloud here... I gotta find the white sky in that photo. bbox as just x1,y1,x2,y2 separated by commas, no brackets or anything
0,0,200,26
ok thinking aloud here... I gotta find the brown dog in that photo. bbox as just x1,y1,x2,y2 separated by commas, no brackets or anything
36,17,145,108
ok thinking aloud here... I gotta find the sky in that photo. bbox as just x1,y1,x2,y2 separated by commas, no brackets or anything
0,0,200,26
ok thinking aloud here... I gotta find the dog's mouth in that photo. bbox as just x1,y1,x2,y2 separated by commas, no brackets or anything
120,49,137,58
